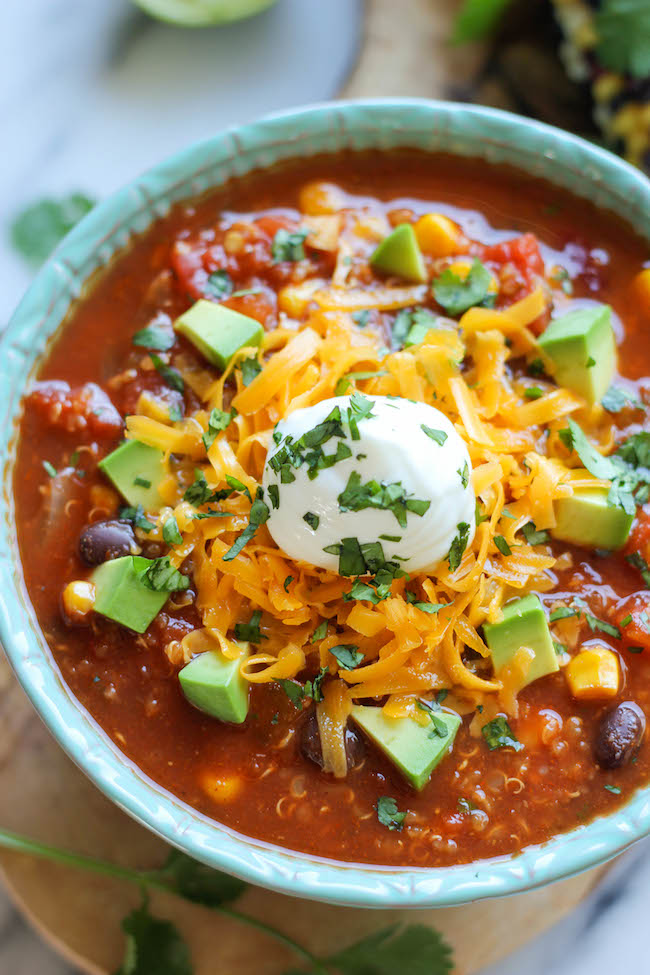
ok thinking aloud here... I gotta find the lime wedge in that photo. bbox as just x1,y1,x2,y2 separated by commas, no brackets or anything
134,0,278,27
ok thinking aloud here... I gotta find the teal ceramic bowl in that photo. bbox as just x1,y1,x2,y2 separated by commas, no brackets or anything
1,100,650,908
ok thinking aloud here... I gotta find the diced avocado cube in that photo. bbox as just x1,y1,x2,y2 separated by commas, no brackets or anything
552,487,633,551
174,299,264,371
98,440,165,509
483,594,559,686
369,224,427,283
538,304,616,405
350,705,461,790
91,556,168,633
178,644,250,724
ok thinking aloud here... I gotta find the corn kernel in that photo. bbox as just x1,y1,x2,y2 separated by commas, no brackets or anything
634,269,650,311
62,581,96,623
415,213,462,258
200,770,243,802
566,646,619,701
278,279,323,318
298,180,344,215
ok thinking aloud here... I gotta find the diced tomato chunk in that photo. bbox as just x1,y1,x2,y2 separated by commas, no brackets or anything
482,233,545,280
28,381,123,438
614,592,650,653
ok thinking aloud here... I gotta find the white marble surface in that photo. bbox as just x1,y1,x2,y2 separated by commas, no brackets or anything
0,2,648,973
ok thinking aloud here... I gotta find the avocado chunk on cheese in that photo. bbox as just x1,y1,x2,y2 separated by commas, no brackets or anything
538,304,616,405
350,704,461,790
175,299,264,371
98,440,165,509
369,224,427,284
552,486,633,550
483,594,558,686
91,556,168,633
178,644,250,724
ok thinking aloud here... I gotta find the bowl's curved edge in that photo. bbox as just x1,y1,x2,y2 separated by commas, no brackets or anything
1,98,650,909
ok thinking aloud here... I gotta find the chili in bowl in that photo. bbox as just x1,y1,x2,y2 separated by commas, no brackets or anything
2,100,650,907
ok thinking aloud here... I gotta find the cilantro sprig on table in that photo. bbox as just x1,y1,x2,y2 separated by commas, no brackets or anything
10,193,95,264
0,825,454,974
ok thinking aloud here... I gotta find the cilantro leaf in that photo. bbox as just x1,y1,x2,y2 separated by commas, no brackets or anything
150,354,184,394
183,470,232,507
451,0,512,43
120,504,155,533
421,425,448,446
481,716,523,751
225,474,252,502
271,227,309,263
203,407,235,450
11,193,95,264
433,259,494,316
276,679,305,707
133,322,175,351
304,668,328,703
494,535,512,556
326,923,454,975
311,620,328,642
595,0,650,78
239,356,262,387
447,522,470,572
140,557,190,593
222,492,269,562
376,796,407,831
303,511,320,530
352,309,371,327
42,460,57,477
334,370,388,396
337,470,430,528
560,419,619,480
113,897,191,975
205,269,233,301
162,516,183,546
521,521,550,546
148,849,246,908
330,644,365,670
390,307,438,350
626,552,650,588
234,610,265,643
602,385,643,413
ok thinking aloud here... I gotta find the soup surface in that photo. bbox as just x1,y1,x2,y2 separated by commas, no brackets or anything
14,151,650,867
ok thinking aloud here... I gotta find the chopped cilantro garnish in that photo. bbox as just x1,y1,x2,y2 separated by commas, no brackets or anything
203,407,235,450
586,356,596,368
457,461,469,488
162,516,182,546
184,470,232,507
268,484,280,509
602,385,643,413
390,307,438,350
234,610,265,644
481,716,523,752
168,403,183,423
120,504,155,533
222,491,269,562
528,357,545,377
620,613,633,627
132,322,175,351
133,475,152,488
303,511,320,530
521,521,550,546
334,370,388,396
140,556,190,592
417,698,450,739
271,227,308,263
337,470,430,528
433,258,494,316
329,644,365,670
150,353,184,393
225,475,251,501
376,796,407,831
323,537,367,576
550,266,573,295
205,269,233,301
379,534,402,542
421,425,448,446
42,460,57,477
283,575,294,592
604,784,622,795
524,386,543,400
549,598,621,639
276,679,305,708
447,522,470,572
493,535,512,556
626,552,650,588
239,356,262,387
311,620,328,642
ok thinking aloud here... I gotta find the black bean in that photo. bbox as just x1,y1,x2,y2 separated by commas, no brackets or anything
299,709,365,771
595,701,646,770
78,519,137,566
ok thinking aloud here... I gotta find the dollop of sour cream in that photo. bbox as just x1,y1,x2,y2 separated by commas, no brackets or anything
262,395,476,575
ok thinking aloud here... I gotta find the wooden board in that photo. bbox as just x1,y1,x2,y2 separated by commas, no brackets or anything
0,2,611,972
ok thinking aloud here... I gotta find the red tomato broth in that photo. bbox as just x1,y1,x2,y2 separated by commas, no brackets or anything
13,150,650,867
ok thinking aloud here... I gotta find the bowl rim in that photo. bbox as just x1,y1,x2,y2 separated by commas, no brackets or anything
2,97,650,909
